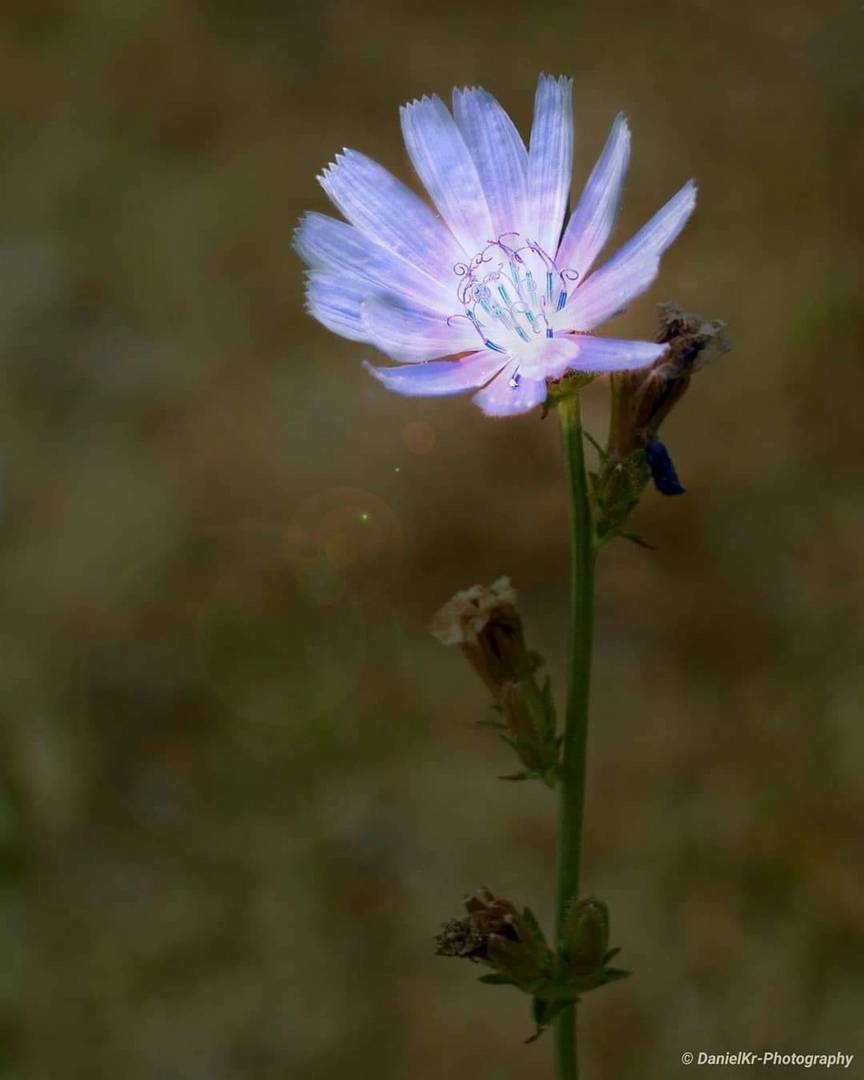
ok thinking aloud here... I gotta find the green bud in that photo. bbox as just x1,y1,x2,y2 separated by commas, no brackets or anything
562,897,609,975
500,679,558,775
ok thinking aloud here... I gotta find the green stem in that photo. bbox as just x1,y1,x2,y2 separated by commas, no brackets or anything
555,393,597,1080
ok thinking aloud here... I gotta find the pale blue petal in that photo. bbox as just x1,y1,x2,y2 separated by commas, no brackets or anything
363,297,481,362
452,87,529,238
305,271,371,343
364,350,506,397
556,113,630,279
400,95,494,253
293,212,454,312
565,335,668,372
527,75,573,255
319,150,462,279
567,181,697,330
517,336,583,380
472,361,547,417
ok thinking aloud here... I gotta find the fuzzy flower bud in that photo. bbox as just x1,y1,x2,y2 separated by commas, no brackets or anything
431,581,559,781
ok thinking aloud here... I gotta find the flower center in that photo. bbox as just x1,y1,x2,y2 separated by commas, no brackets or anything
449,234,578,365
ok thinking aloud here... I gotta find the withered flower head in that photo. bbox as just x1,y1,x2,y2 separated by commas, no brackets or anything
594,302,730,524
610,302,731,458
435,888,550,987
430,578,537,697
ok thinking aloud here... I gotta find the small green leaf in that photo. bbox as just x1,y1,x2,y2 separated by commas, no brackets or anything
478,973,514,986
532,996,551,1026
621,531,657,550
526,995,569,1042
475,718,507,730
583,429,607,460
520,907,547,945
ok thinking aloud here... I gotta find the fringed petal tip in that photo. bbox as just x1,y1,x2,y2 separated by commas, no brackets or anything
399,93,441,115
537,72,574,90
451,84,485,100
315,148,351,185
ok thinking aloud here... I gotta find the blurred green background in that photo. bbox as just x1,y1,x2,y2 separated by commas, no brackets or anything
1,1,862,1076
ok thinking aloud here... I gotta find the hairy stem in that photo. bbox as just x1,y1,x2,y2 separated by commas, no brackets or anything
555,393,596,1080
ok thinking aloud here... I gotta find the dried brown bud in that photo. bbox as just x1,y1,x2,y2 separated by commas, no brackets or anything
655,301,732,377
609,303,732,459
591,302,731,536
430,578,538,698
435,888,550,987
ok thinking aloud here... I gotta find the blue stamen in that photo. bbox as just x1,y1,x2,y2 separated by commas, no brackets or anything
546,328,554,338
526,271,539,309
556,290,567,311
485,339,506,353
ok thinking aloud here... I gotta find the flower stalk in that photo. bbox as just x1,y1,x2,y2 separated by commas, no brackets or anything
555,391,597,1080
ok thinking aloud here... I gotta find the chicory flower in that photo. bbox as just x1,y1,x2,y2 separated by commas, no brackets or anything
295,75,696,417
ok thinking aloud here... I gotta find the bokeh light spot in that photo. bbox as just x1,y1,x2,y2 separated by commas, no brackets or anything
193,524,366,729
401,420,436,455
285,487,403,605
